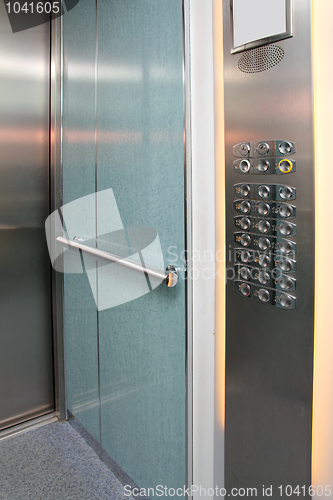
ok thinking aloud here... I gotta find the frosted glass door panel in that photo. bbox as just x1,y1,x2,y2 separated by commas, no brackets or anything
62,0,100,443
62,0,186,496
96,0,186,496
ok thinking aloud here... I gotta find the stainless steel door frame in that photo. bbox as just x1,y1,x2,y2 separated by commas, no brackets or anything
50,14,66,422
0,3,55,430
184,0,194,492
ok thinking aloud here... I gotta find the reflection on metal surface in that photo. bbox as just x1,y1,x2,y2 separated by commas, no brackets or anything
0,0,54,430
223,0,314,492
64,61,181,82
165,264,179,288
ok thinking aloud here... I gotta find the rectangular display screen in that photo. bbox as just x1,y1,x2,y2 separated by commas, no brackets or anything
232,0,292,53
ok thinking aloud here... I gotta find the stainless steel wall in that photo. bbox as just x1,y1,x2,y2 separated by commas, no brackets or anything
222,0,315,496
0,2,54,430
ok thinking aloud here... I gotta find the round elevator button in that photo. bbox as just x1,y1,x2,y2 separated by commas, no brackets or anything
240,159,251,172
240,283,251,297
279,240,294,254
258,237,271,250
279,276,293,291
279,186,293,200
240,201,251,214
258,289,270,303
240,217,251,230
279,293,293,308
240,250,251,263
279,204,293,218
240,267,251,281
279,258,293,272
258,271,270,285
240,184,251,197
239,144,250,156
256,142,269,155
279,222,293,236
240,234,251,247
257,160,270,172
278,141,293,155
259,254,271,268
258,202,271,216
258,220,271,233
278,159,293,173
258,185,270,198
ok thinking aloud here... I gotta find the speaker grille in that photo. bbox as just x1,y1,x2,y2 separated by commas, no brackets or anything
238,44,285,73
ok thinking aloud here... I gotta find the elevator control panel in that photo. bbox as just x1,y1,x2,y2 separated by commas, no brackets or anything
232,140,297,309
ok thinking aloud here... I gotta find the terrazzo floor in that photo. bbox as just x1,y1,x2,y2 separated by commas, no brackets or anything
0,421,133,500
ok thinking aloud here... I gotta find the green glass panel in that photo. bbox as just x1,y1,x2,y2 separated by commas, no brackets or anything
96,1,186,495
62,1,186,495
62,0,100,443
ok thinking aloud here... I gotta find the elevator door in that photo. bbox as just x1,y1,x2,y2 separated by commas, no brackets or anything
0,2,54,430
62,0,186,497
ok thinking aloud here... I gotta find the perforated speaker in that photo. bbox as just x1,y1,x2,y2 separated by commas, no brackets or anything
238,44,285,73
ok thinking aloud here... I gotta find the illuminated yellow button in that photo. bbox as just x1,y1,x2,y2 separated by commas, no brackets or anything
278,159,293,173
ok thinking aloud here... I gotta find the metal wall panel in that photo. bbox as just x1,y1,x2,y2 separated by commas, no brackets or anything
222,0,315,496
0,2,54,429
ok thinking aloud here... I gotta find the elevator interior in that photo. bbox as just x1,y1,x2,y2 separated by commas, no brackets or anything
3,0,333,498
0,2,188,496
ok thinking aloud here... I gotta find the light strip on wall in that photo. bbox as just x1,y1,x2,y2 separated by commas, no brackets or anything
214,0,226,491
214,0,226,434
312,0,333,495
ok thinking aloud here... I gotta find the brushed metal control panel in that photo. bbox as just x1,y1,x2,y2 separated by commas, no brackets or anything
221,0,315,494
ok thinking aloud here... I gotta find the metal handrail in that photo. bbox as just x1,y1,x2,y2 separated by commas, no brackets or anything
56,236,179,287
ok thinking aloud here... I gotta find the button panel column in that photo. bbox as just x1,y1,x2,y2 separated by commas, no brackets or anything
232,139,297,309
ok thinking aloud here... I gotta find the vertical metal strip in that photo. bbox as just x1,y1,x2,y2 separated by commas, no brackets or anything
183,0,193,494
94,0,102,455
50,13,67,421
188,1,216,496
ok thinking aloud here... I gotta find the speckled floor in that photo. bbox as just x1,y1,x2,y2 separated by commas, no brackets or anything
0,421,132,500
